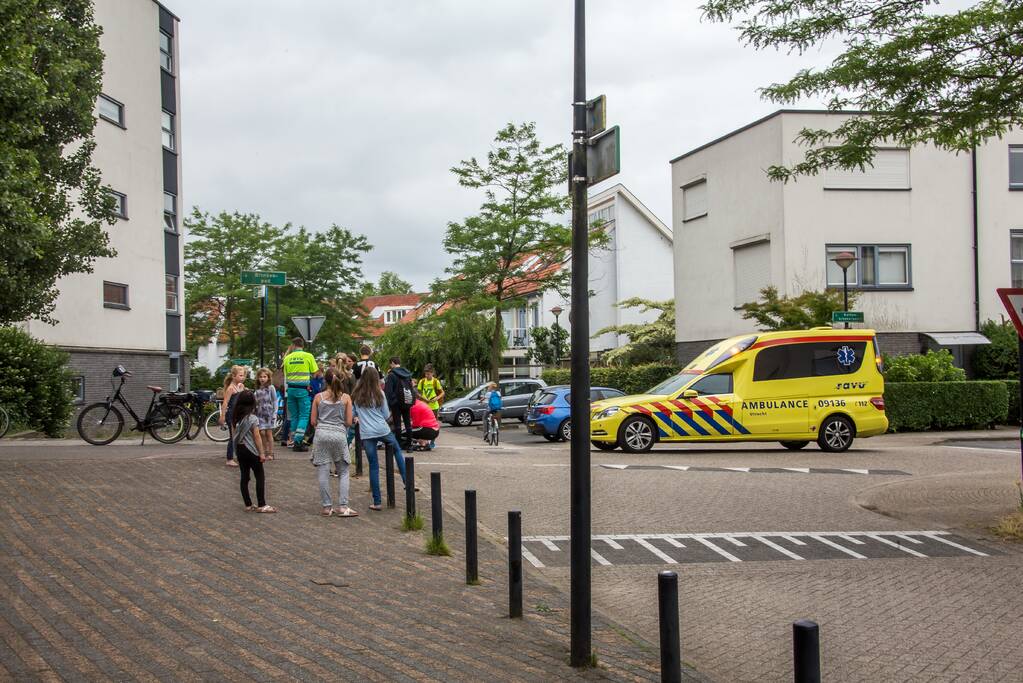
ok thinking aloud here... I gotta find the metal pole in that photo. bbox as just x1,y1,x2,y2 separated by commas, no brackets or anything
657,571,681,683
259,291,266,368
405,455,416,518
385,442,395,508
842,267,850,329
569,0,592,666
355,428,364,477
508,510,523,618
274,287,280,367
430,471,443,539
792,619,821,683
465,490,479,584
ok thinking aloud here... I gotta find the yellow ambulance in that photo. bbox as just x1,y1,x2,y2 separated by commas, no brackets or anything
589,328,888,453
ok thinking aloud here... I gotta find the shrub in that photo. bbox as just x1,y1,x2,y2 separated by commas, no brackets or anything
973,319,1018,379
540,363,680,395
884,381,1008,431
883,349,966,382
0,327,76,436
1007,380,1020,425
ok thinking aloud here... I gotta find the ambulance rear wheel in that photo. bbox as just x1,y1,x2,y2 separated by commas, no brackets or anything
779,441,809,450
818,416,854,453
619,416,656,453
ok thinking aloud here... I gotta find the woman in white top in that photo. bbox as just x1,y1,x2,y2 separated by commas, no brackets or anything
310,368,356,517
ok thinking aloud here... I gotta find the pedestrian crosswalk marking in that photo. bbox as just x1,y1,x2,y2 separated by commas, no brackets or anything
517,531,994,568
597,464,909,476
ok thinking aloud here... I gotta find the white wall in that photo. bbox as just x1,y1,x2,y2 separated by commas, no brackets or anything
976,135,1023,323
24,0,168,352
615,195,674,335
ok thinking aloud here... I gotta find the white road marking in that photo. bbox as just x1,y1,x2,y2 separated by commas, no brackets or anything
891,533,924,544
724,467,751,472
783,467,811,473
781,534,806,546
755,536,804,560
837,533,866,545
946,445,1020,455
521,546,545,568
694,537,742,562
722,535,747,547
843,468,870,475
865,533,928,558
591,548,612,566
540,539,560,551
922,532,989,557
599,464,628,469
632,537,677,564
662,537,687,548
602,538,624,550
663,465,690,471
809,534,867,559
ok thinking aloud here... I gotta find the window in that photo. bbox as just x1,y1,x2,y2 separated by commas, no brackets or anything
163,192,177,233
383,309,405,324
161,111,175,150
689,373,733,396
165,275,178,312
159,31,173,72
826,245,911,289
73,376,85,404
588,204,615,227
823,149,910,190
753,342,868,381
168,356,180,392
733,240,771,306
506,382,538,397
108,190,127,219
103,281,129,309
1011,146,1023,190
682,179,707,221
97,94,124,127
1011,231,1023,287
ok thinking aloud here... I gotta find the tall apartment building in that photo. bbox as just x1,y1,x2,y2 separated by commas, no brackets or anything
22,0,185,407
670,110,1023,368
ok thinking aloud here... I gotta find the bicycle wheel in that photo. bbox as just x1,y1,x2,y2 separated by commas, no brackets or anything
204,409,230,442
77,403,125,445
0,406,9,439
149,404,189,444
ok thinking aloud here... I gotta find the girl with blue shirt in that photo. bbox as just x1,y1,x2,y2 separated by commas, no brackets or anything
350,366,407,511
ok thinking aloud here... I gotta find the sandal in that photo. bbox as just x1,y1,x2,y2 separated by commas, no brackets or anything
255,505,277,513
226,460,238,467
335,506,359,517
321,508,333,517
245,505,256,512
368,504,382,511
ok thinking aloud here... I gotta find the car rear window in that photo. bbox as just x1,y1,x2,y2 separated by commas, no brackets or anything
535,392,558,405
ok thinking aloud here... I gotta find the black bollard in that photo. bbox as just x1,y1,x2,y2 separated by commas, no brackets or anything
465,490,478,584
404,455,416,519
508,510,522,618
354,425,363,477
657,571,682,683
430,472,443,539
793,619,821,683
385,442,395,508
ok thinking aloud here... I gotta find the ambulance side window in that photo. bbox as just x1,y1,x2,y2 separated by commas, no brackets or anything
753,345,811,381
689,373,732,396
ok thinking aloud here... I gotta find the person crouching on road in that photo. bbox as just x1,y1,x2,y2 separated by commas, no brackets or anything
409,392,441,451
219,365,247,467
310,368,357,517
232,390,276,513
283,337,319,452
351,366,407,511
254,368,277,461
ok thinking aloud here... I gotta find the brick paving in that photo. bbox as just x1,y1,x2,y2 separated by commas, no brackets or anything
0,443,704,682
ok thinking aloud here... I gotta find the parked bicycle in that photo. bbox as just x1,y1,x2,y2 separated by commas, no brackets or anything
0,405,9,439
204,391,285,443
76,366,190,445
167,389,217,441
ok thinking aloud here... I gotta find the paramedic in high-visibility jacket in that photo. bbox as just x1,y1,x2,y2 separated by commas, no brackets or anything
283,336,319,452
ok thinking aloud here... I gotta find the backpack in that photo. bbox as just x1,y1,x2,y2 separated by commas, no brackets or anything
399,375,414,407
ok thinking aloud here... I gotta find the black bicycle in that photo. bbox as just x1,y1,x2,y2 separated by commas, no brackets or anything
76,366,190,445
171,389,216,440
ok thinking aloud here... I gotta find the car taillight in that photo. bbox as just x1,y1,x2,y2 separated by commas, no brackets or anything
537,406,555,415
870,396,885,411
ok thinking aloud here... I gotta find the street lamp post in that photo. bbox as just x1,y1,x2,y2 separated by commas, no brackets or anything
550,305,564,362
830,251,858,329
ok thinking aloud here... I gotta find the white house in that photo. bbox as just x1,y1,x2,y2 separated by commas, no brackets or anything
21,0,185,406
670,109,1023,367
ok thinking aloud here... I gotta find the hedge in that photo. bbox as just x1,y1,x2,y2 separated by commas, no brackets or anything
1007,380,1020,425
0,327,76,437
540,364,680,396
884,381,1008,432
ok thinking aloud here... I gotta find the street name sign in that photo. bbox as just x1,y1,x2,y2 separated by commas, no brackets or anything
240,270,286,286
832,311,864,324
229,358,253,366
291,315,326,344
997,288,1023,338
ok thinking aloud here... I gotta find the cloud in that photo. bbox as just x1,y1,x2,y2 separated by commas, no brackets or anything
176,0,830,290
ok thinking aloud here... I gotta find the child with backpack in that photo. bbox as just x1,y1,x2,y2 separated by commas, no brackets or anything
384,356,414,448
416,364,444,450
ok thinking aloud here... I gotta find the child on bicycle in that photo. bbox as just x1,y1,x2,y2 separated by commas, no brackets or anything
482,381,502,441
254,368,277,461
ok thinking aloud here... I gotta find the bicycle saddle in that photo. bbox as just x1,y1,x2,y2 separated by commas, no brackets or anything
146,385,163,393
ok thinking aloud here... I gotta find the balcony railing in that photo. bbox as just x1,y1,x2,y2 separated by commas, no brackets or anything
506,327,531,348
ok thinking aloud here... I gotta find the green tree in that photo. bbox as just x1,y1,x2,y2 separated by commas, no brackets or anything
363,271,414,297
0,327,75,436
183,210,284,359
436,122,574,379
739,286,854,330
702,0,1023,180
527,324,570,367
595,298,676,365
0,0,116,324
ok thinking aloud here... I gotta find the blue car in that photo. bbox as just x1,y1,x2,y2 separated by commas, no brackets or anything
525,385,626,442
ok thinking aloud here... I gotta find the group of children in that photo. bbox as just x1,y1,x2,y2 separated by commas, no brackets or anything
217,352,448,518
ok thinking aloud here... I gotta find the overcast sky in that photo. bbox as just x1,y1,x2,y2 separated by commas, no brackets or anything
177,1,830,290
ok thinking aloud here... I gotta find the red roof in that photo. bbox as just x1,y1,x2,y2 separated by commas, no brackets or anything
360,293,424,338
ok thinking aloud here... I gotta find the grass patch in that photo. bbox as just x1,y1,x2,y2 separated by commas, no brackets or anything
535,601,553,614
992,510,1023,541
425,533,451,556
401,514,424,532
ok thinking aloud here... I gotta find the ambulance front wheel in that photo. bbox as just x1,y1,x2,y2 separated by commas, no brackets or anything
818,415,855,452
619,416,656,453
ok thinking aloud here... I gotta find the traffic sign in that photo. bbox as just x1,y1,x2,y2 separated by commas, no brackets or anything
831,311,864,324
276,325,287,337
229,358,253,366
585,94,606,136
568,125,621,188
997,288,1023,338
291,315,326,344
252,285,267,299
240,270,286,286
